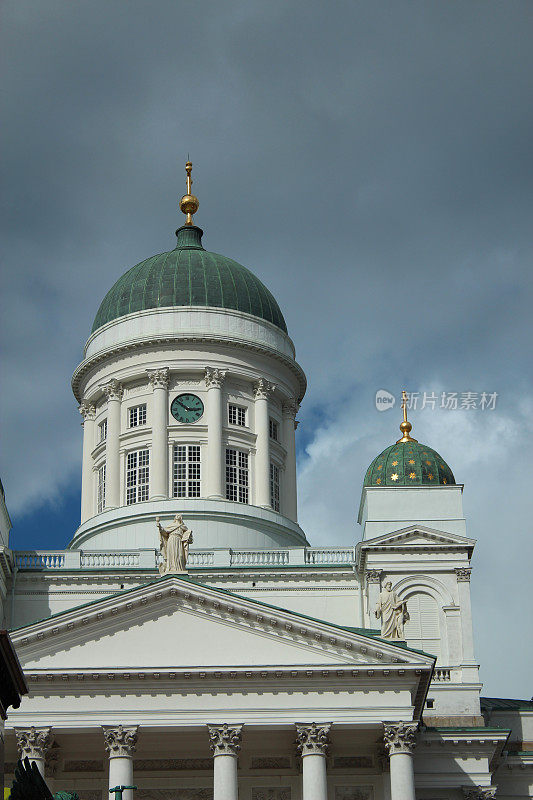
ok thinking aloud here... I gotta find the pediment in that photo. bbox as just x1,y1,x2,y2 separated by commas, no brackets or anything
360,525,475,549
10,576,433,673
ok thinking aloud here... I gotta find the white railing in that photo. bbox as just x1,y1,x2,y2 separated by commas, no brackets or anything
12,546,356,570
305,547,355,564
15,551,66,569
432,667,452,681
80,551,140,568
231,549,289,566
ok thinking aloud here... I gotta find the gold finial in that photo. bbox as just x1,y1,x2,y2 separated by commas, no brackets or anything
179,160,199,225
396,389,418,443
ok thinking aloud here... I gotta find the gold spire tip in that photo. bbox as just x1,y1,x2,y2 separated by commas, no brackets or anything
396,388,418,443
179,159,199,226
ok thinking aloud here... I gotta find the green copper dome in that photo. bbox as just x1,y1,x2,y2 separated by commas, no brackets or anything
92,226,287,334
364,440,456,487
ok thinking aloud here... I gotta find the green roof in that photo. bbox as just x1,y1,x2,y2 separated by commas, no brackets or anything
92,226,287,334
364,440,455,488
481,697,533,712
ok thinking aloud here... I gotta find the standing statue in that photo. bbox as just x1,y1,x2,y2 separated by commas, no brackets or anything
374,581,409,639
156,514,193,575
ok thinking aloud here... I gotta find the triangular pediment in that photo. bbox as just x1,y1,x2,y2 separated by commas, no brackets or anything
360,524,475,549
10,576,433,673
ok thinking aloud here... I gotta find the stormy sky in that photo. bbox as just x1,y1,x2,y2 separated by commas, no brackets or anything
1,1,532,698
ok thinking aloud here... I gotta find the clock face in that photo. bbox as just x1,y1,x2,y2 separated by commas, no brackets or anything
171,393,204,424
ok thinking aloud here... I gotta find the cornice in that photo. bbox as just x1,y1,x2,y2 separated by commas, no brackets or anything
72,334,307,404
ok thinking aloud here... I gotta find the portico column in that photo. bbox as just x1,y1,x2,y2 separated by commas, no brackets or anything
148,368,170,499
103,725,138,800
282,399,299,521
383,722,418,800
79,401,96,522
295,722,331,800
15,726,52,777
208,723,243,800
205,368,226,499
102,380,123,509
254,378,275,508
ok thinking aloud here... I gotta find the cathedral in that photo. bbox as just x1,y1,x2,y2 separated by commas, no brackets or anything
1,164,531,800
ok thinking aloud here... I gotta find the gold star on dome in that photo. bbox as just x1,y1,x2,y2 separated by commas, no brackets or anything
442,478,447,485
409,472,416,479
425,460,431,465
376,477,382,484
428,473,434,480
390,473,399,481
392,460,399,466
377,464,383,470
408,459,415,465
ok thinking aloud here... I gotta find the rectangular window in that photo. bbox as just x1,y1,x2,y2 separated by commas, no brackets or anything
128,403,147,428
228,404,246,427
97,464,106,513
126,448,150,504
173,444,201,498
269,418,279,441
98,419,107,442
225,448,249,503
270,462,280,511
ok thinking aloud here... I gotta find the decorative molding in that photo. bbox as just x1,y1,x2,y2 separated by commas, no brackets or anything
252,789,291,800
333,756,373,769
137,791,212,800
462,789,497,799
204,368,226,389
78,402,96,421
208,723,243,756
366,569,382,585
251,757,291,770
253,378,276,400
15,726,52,760
455,567,472,582
382,722,418,755
64,760,104,772
101,379,123,401
295,722,331,756
102,724,138,757
147,368,170,390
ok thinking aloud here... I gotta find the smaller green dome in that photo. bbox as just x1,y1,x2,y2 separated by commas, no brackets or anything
364,440,455,487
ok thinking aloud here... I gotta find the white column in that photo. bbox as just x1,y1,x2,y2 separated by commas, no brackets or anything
147,368,170,500
295,722,331,800
282,399,299,521
102,380,123,509
15,726,52,777
383,722,418,800
79,401,96,523
205,368,226,499
455,567,475,661
103,725,138,800
254,379,275,508
208,723,243,800
366,569,383,628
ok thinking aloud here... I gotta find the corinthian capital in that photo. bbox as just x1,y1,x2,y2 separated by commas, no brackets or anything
383,722,418,755
462,788,497,799
15,727,52,760
366,569,382,584
102,379,123,401
455,567,472,582
207,723,243,756
282,398,300,419
78,401,96,421
205,368,226,390
102,725,138,757
147,367,170,390
295,722,331,756
253,378,276,400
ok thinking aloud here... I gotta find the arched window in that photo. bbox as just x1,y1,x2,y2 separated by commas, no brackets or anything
404,592,441,658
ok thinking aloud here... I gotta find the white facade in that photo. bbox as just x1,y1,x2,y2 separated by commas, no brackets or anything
1,220,531,800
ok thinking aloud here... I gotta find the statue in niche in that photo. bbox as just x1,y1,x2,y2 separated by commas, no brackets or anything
156,514,193,574
374,581,409,639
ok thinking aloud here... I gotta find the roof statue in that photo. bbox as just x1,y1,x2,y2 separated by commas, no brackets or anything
156,514,193,575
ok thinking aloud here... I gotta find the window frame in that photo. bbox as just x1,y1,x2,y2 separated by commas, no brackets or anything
225,447,249,504
228,403,247,428
97,463,106,513
270,462,280,511
128,403,147,429
172,443,201,499
126,447,150,505
269,418,279,441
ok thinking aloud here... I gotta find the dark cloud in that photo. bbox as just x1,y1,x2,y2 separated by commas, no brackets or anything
1,0,532,696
